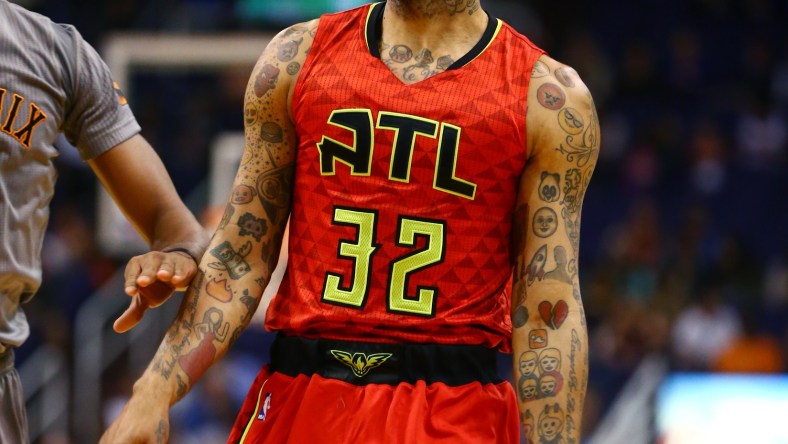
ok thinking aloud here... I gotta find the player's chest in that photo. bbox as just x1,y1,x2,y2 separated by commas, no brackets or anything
295,62,527,194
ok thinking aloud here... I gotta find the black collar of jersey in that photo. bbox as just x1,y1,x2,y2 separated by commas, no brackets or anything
365,1,500,71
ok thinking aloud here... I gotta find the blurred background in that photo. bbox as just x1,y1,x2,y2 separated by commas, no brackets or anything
9,0,787,442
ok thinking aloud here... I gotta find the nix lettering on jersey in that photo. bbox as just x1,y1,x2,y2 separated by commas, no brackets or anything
0,87,48,149
317,109,477,200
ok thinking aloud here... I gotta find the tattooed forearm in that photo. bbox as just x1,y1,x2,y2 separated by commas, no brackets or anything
151,343,178,380
218,203,235,230
238,212,267,241
565,330,585,443
568,331,580,394
231,185,257,205
156,419,167,444
208,241,252,279
239,290,257,320
572,284,586,327
514,302,583,443
176,308,230,384
206,277,232,302
257,164,294,225
176,375,187,399
539,300,569,330
513,304,529,328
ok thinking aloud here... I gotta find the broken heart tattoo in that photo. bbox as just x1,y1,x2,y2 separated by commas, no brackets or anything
538,300,569,329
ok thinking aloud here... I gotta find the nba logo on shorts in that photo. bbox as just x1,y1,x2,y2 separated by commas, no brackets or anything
258,392,272,421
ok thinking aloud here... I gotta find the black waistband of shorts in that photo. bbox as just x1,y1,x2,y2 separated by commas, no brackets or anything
269,333,502,386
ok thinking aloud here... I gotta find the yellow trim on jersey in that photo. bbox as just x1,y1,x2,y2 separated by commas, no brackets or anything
461,18,503,68
239,379,269,444
364,2,384,53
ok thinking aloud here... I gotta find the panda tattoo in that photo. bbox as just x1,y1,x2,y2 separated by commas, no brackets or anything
538,172,560,203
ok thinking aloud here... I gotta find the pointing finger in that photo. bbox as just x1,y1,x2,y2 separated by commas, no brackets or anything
113,294,149,333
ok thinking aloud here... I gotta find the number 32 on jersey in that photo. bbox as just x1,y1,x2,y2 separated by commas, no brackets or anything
321,206,446,318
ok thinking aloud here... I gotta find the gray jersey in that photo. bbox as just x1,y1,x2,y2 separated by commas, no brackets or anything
0,0,141,348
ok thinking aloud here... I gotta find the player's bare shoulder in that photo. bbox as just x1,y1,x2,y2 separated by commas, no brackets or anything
246,19,320,118
526,55,598,163
269,19,320,81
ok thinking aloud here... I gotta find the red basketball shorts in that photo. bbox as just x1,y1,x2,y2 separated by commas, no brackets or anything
227,335,519,444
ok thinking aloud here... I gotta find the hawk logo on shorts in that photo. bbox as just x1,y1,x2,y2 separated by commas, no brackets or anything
330,350,392,378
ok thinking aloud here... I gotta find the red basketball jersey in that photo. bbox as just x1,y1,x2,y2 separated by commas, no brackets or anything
265,3,545,351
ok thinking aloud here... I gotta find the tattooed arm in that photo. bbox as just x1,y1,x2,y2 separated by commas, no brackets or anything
511,56,598,444
100,19,319,444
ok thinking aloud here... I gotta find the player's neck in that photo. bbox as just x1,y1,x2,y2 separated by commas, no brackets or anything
383,0,487,49
387,0,482,19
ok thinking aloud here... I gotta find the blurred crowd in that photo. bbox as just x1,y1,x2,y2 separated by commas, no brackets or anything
11,0,787,441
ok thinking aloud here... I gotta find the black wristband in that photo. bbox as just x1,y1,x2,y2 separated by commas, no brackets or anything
162,247,198,264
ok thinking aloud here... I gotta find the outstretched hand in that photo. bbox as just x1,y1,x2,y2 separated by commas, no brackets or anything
114,251,198,333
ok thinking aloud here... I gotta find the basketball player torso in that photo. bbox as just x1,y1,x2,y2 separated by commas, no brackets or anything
266,2,545,350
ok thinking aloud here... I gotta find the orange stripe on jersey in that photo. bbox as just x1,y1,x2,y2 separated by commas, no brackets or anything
266,4,546,351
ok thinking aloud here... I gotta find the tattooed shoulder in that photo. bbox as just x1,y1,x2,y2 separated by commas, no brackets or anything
278,19,319,41
529,58,598,161
272,19,320,77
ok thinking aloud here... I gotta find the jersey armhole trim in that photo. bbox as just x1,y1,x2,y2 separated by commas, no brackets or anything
448,16,501,70
365,2,385,58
